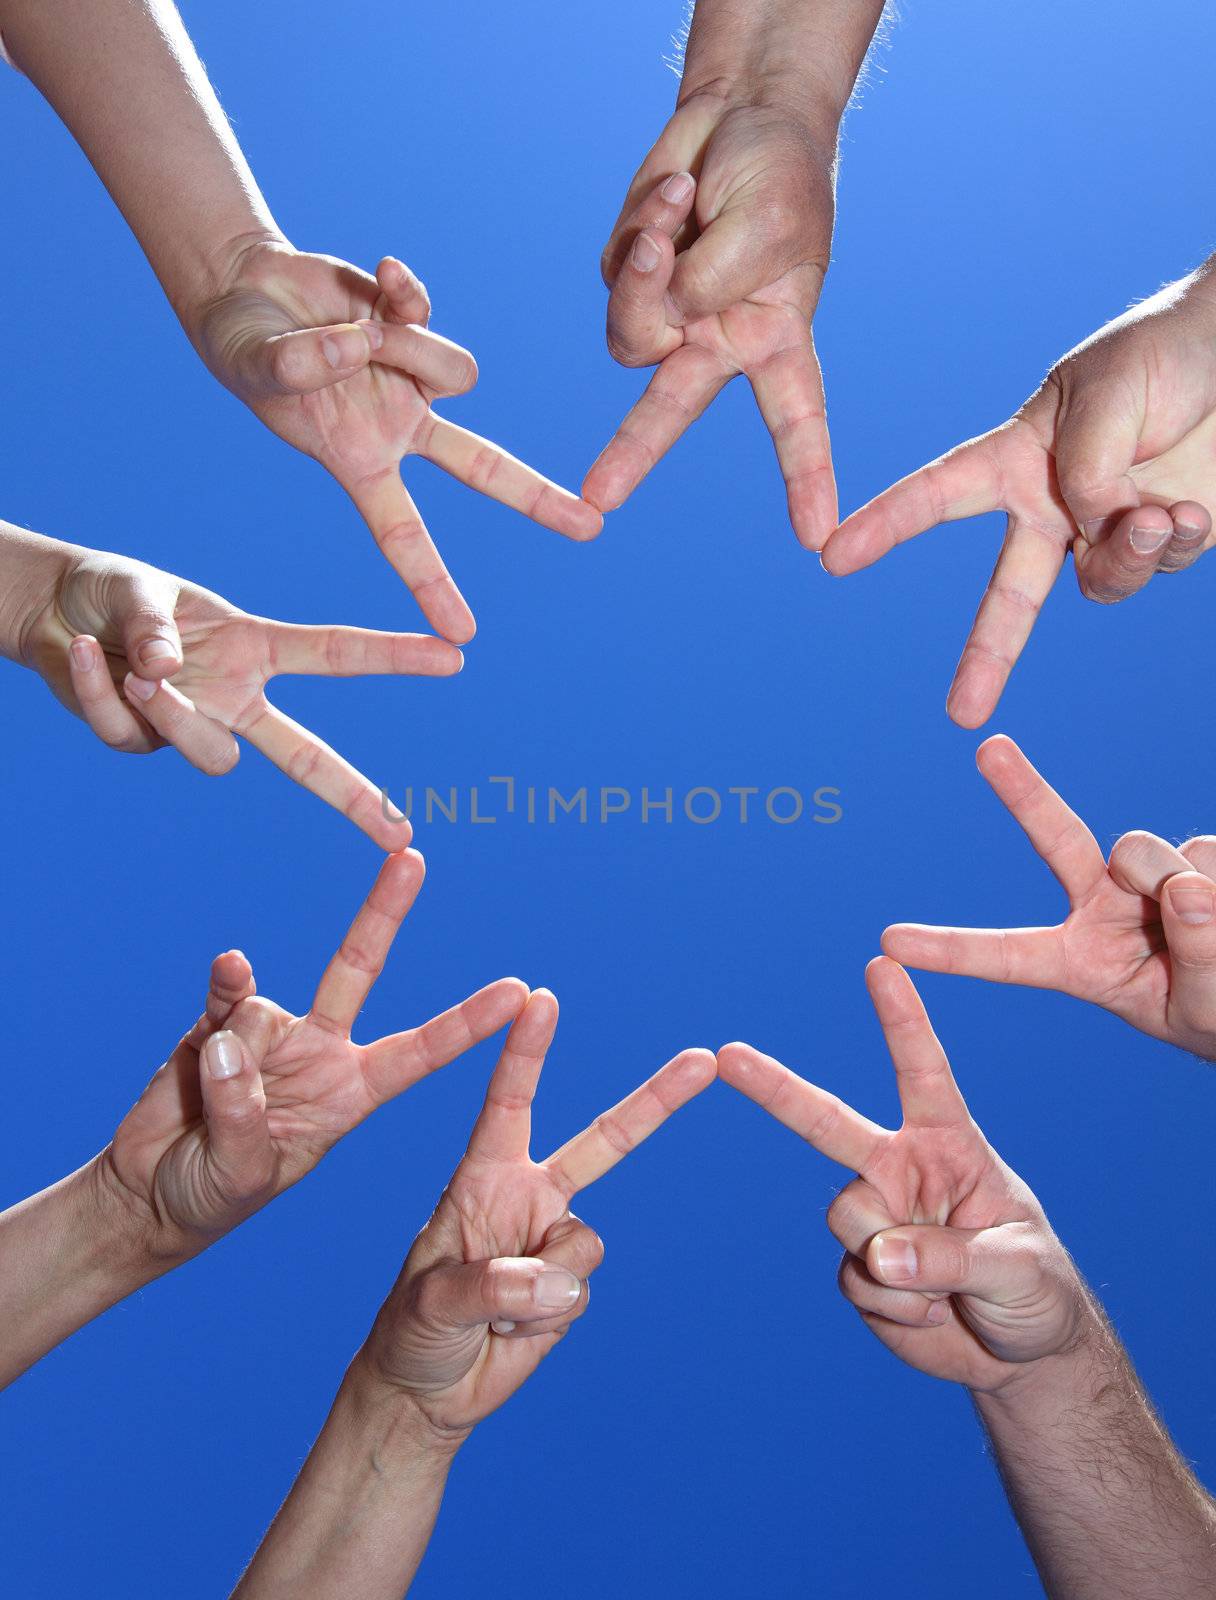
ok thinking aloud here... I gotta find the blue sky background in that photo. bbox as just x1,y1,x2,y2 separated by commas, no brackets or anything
3,2,1215,1594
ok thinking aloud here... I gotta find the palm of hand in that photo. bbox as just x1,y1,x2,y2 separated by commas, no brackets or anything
1045,873,1171,1036
201,247,431,484
109,1001,373,1251
394,1156,575,1431
47,562,273,732
854,1124,1053,1389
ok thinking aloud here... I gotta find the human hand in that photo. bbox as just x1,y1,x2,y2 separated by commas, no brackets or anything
718,958,1086,1393
96,851,527,1267
191,243,601,641
24,542,461,848
821,268,1216,726
584,95,838,549
355,990,715,1438
883,736,1216,1062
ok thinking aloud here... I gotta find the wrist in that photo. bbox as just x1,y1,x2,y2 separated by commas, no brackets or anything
678,2,886,145
970,1290,1109,1411
342,1349,471,1465
172,225,290,346
0,525,75,669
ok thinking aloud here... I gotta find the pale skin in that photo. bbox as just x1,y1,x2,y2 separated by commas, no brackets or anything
583,0,888,549
0,850,528,1389
718,958,1216,1598
0,0,600,642
0,524,461,848
820,267,1216,726
882,735,1216,1062
232,991,715,1598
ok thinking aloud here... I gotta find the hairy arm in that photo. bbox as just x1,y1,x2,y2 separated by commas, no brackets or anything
976,1300,1216,1599
677,0,888,135
0,0,282,323
231,1359,459,1599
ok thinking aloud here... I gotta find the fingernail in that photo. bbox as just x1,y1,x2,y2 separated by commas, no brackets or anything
1129,524,1170,555
873,1235,917,1284
357,318,385,351
138,636,178,670
491,1319,516,1335
207,1032,243,1080
69,638,94,671
321,327,367,369
631,232,661,273
1169,885,1215,925
926,1299,951,1326
660,171,694,205
536,1270,581,1309
1174,522,1205,543
123,673,157,703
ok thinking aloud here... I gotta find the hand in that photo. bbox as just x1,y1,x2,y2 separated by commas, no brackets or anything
821,268,1216,726
192,243,601,641
718,958,1086,1393
356,989,715,1438
583,96,838,549
25,543,460,848
97,850,528,1266
882,735,1216,1061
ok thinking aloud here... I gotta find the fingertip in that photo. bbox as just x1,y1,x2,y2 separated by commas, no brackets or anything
945,680,993,732
715,1040,760,1081
123,671,159,705
68,635,100,673
1170,499,1212,538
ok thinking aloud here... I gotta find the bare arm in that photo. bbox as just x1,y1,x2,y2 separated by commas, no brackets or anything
976,1307,1216,1600
231,1364,457,1599
0,0,281,323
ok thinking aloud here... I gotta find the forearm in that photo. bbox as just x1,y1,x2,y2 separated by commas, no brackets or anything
974,1301,1216,1599
0,0,283,326
678,0,888,137
232,1357,461,1599
0,522,76,667
0,1155,158,1388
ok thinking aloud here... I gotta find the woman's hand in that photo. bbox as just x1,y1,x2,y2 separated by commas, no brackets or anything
192,243,602,642
356,990,715,1438
98,851,527,1267
23,537,461,848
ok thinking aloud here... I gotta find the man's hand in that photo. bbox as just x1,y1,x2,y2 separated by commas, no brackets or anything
193,244,601,641
821,268,1216,726
584,101,838,548
97,850,528,1267
718,957,1086,1393
23,537,460,848
883,735,1216,1062
356,990,716,1438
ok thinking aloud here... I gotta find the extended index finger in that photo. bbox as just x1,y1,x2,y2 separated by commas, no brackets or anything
716,1042,888,1172
748,322,836,551
309,850,425,1035
421,417,602,542
543,1048,716,1197
975,735,1106,903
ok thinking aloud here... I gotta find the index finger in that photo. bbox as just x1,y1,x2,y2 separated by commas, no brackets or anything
543,1047,716,1197
309,850,425,1035
266,621,463,679
975,735,1106,903
464,990,559,1164
421,417,602,543
716,1042,887,1172
821,431,1005,577
748,320,836,552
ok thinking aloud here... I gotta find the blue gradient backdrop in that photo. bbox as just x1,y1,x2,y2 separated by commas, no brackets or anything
2,3,1214,1594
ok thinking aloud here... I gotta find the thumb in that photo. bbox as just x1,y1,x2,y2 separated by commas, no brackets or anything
667,203,818,325
197,1028,275,1210
110,568,183,679
1050,382,1142,541
419,1257,583,1333
867,1224,1040,1306
262,321,380,396
1161,870,1216,1035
